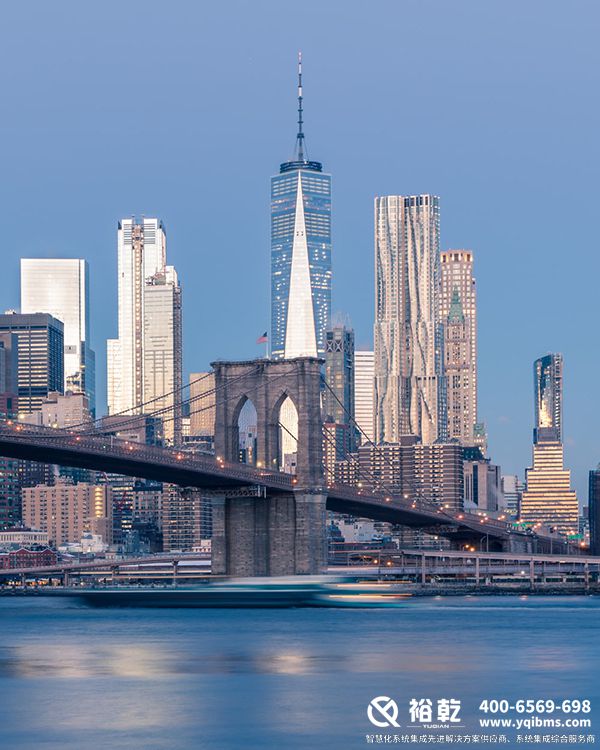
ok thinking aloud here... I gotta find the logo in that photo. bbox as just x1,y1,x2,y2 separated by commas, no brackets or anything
409,698,462,726
367,696,400,728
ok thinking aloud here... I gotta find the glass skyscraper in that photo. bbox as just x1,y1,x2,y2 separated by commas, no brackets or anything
534,352,562,442
21,258,96,415
270,54,331,359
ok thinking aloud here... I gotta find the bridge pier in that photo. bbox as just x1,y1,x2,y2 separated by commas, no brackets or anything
211,491,327,577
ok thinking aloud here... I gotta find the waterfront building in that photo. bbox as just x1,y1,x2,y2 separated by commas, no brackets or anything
22,479,112,547
520,354,577,536
0,528,50,549
440,250,477,445
107,218,182,443
374,195,442,445
270,54,332,359
354,350,374,444
0,313,64,415
21,259,96,415
161,486,211,551
324,324,356,457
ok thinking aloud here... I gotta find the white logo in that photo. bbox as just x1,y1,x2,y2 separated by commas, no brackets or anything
409,698,433,724
368,696,400,728
409,698,462,725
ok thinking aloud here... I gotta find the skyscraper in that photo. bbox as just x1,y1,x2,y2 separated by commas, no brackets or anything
374,195,442,445
0,313,64,415
107,218,182,443
439,250,477,445
323,324,356,457
534,353,562,442
354,350,375,444
520,353,578,536
270,54,332,359
21,259,96,415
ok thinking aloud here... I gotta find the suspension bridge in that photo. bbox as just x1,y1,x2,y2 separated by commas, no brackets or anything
0,357,576,575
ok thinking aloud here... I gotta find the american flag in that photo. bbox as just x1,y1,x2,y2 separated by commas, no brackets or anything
256,331,268,344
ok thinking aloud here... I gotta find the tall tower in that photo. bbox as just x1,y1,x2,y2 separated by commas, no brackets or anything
534,353,562,442
271,53,332,359
21,258,96,415
107,218,182,444
354,350,375,444
521,353,578,536
374,195,442,445
323,323,356,457
439,250,477,444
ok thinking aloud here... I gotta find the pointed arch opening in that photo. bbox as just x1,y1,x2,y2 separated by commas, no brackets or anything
275,394,298,474
236,397,258,466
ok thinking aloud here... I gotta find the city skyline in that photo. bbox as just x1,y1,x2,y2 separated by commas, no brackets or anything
0,2,597,499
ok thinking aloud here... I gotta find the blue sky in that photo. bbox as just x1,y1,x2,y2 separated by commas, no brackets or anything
0,0,598,497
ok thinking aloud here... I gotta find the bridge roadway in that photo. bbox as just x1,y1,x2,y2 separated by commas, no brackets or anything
0,420,564,551
1,549,598,581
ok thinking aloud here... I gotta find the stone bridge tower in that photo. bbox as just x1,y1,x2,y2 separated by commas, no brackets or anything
210,357,326,576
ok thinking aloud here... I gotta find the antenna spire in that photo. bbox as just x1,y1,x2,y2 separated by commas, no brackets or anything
296,51,305,162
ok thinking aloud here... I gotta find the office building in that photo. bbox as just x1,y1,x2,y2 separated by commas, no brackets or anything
534,353,562,441
21,259,96,414
463,448,501,513
354,350,374,444
107,218,182,443
520,354,577,536
22,480,112,547
0,313,63,415
588,466,600,555
161,486,211,551
271,54,332,359
440,250,477,444
324,324,356,457
501,474,524,517
21,391,91,430
374,195,442,445
189,371,216,437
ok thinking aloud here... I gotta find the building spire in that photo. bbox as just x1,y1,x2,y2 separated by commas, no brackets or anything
295,51,305,162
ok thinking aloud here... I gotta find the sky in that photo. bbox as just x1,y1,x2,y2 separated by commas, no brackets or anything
0,0,598,498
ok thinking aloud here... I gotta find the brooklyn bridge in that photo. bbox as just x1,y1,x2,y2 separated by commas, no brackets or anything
0,357,574,576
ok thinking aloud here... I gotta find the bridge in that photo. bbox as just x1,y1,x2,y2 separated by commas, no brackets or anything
0,357,575,575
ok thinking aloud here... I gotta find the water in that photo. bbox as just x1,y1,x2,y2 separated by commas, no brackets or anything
0,595,598,749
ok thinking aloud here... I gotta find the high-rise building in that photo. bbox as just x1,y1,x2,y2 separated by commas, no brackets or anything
439,250,477,445
189,372,216,437
534,353,562,442
374,195,442,445
21,259,96,415
270,54,332,359
354,350,374,444
22,479,112,547
588,466,600,555
501,474,524,517
107,218,182,443
0,313,64,415
520,354,577,536
463,447,501,513
323,324,356,457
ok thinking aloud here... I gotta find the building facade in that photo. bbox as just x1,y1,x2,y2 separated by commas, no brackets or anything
534,353,562,442
0,313,64,415
270,55,331,359
189,371,216,438
323,324,356,457
588,466,600,555
354,350,374,444
374,195,442,445
22,480,112,547
107,218,182,443
439,250,477,445
21,258,96,415
520,354,577,536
